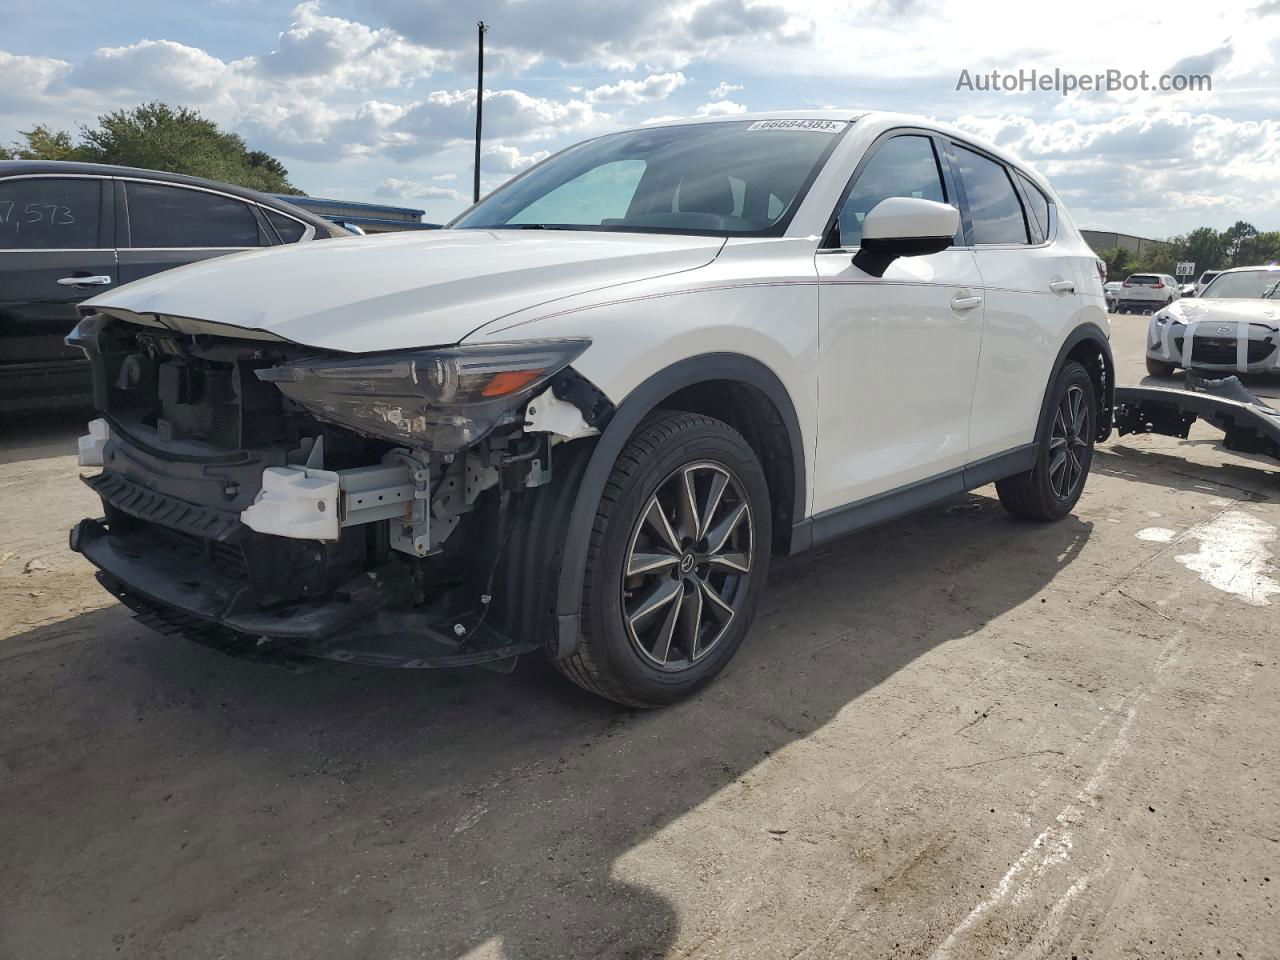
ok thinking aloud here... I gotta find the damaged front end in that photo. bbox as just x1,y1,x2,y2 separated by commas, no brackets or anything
1114,374,1280,463
67,312,612,670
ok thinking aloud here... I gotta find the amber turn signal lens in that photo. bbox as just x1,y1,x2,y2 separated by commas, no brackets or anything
480,369,545,397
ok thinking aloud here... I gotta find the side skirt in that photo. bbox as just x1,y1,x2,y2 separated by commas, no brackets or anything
788,444,1037,554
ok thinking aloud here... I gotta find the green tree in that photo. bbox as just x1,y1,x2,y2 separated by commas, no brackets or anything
1,124,84,161
1222,220,1259,267
1097,246,1132,280
1178,226,1224,273
76,102,302,194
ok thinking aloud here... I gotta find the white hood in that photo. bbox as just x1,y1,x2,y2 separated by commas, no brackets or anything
1164,297,1280,329
86,229,725,353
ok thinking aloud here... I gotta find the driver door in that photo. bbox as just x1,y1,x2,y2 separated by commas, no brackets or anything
813,133,985,516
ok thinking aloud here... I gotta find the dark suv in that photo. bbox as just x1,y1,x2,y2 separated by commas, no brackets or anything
0,161,347,412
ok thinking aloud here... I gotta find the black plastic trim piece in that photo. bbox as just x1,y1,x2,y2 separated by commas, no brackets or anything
550,353,806,657
788,443,1037,554
1034,323,1115,445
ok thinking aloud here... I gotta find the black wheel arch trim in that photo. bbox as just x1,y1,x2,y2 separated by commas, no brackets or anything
549,353,806,660
1035,322,1114,446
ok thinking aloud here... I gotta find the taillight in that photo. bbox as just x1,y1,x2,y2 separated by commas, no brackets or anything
1152,282,1164,289
1095,259,1107,283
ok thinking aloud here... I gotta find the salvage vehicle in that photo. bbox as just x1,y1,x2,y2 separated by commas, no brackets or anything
67,111,1113,706
0,161,347,412
1115,272,1180,314
1143,265,1280,377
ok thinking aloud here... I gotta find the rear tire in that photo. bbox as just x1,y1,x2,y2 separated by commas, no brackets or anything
996,361,1097,522
557,411,772,707
1146,356,1177,378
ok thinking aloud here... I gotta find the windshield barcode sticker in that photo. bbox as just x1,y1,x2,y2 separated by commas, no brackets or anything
746,119,846,133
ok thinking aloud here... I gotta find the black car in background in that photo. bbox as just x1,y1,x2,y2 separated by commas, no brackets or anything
0,161,348,413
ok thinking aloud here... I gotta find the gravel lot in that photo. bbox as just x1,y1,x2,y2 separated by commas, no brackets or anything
2,313,1277,960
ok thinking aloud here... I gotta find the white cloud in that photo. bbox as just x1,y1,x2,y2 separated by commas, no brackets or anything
376,177,464,201
694,99,747,116
369,0,811,69
481,143,551,172
710,81,742,97
584,72,686,104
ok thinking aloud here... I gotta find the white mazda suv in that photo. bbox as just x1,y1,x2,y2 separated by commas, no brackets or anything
68,111,1113,706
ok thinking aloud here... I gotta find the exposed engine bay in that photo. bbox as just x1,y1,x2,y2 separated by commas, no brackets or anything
68,312,612,670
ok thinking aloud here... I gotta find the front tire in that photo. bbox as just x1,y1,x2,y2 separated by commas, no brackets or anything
996,361,1097,522
557,411,772,707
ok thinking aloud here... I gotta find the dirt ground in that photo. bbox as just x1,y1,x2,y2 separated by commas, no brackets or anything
2,313,1278,960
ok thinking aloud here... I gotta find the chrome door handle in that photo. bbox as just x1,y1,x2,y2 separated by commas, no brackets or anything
951,295,983,311
57,275,112,287
1049,279,1075,293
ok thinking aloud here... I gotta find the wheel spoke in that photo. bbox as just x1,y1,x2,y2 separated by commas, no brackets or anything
677,468,700,541
1049,448,1068,494
628,576,683,627
628,551,680,576
708,551,750,573
705,501,748,556
649,581,684,664
1070,389,1087,436
677,582,703,660
697,472,730,541
698,577,736,622
641,498,682,554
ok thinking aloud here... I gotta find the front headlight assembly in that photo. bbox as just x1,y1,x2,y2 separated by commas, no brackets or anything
257,339,590,454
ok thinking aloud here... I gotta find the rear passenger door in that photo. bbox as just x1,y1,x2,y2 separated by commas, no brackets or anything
0,175,116,405
117,180,271,285
948,143,1081,464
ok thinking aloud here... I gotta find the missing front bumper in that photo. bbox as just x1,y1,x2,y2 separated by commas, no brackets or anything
70,517,537,670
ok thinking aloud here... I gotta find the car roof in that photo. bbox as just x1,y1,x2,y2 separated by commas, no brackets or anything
0,159,340,234
635,109,1054,190
1213,264,1280,275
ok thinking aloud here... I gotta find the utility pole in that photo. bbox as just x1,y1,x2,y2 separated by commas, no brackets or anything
473,21,487,205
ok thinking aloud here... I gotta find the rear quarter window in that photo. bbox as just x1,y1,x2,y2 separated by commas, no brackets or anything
265,208,307,243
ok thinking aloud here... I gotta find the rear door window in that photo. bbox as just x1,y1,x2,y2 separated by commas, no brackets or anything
952,145,1029,245
835,135,946,247
0,177,101,249
125,182,265,248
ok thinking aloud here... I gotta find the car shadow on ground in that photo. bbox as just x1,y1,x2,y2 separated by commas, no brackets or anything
1095,443,1280,502
2,494,1091,959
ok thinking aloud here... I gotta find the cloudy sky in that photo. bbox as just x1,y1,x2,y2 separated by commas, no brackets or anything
2,0,1278,236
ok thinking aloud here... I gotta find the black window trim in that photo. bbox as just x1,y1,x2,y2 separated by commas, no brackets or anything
817,126,959,252
117,176,316,250
943,138,1039,250
0,172,114,252
1011,168,1057,246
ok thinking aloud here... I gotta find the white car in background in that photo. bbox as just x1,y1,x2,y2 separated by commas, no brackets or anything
67,110,1113,706
1145,265,1280,377
1115,273,1180,313
1104,281,1123,311
1195,270,1222,297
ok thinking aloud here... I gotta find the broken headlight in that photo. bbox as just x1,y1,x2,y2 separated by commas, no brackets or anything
257,339,589,453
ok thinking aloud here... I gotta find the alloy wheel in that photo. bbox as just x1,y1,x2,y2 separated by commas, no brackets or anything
1048,384,1090,500
621,461,754,669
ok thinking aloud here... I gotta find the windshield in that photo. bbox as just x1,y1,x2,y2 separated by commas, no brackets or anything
1202,270,1280,299
450,119,848,236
